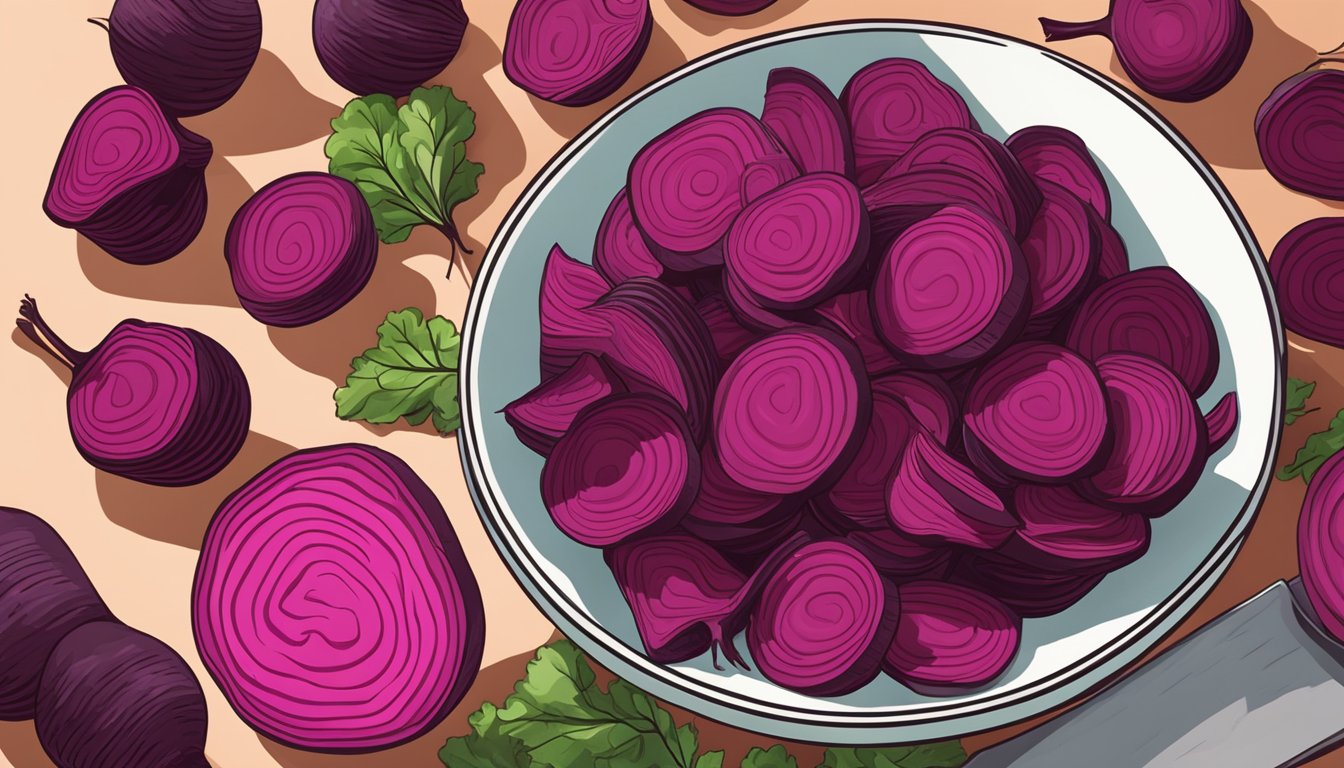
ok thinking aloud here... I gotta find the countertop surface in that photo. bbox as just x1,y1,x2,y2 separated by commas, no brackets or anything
1,1,1342,766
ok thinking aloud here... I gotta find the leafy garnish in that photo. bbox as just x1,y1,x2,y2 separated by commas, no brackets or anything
438,640,966,768
1279,409,1344,485
326,85,483,269
334,308,460,434
1285,378,1318,425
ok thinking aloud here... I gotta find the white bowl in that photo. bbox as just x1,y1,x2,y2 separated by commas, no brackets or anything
459,21,1284,743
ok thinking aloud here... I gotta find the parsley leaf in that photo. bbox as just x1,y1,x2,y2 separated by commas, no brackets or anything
439,703,535,767
1285,378,1318,426
1279,409,1344,485
820,744,968,768
743,745,799,767
334,308,460,434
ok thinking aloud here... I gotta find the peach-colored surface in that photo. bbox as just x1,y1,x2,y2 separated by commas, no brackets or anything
1,1,1343,766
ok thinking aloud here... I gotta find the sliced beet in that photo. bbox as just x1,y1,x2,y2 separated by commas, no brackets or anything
845,527,953,582
883,581,1020,691
1078,352,1207,515
629,108,781,269
696,293,760,370
1002,484,1151,572
740,153,801,205
761,67,854,177
840,58,979,185
872,205,1029,370
747,540,900,695
543,393,699,546
1257,70,1344,201
1270,217,1344,346
504,353,627,455
822,394,921,528
871,372,959,446
723,267,796,332
1205,391,1239,455
684,441,782,527
864,166,1025,249
888,432,1018,549
714,328,870,494
951,551,1105,618
812,291,902,376
1091,209,1131,279
1006,125,1111,220
1066,266,1219,396
594,188,667,285
685,502,806,569
44,86,210,265
1020,181,1101,323
1298,451,1344,642
538,244,611,379
963,343,1111,482
504,0,652,106
726,173,869,310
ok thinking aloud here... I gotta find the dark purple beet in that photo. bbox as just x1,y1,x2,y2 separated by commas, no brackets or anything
313,0,468,97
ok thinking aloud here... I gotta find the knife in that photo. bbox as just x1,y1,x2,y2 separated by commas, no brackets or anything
966,578,1344,768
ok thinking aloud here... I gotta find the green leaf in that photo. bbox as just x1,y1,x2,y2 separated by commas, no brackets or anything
819,743,967,768
1285,378,1318,426
334,308,461,435
492,640,702,768
742,744,798,768
439,703,536,767
694,751,726,768
327,86,483,248
1279,409,1344,484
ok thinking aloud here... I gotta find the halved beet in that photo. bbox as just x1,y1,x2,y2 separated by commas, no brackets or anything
1205,391,1239,455
1090,208,1130,279
889,432,1018,549
951,551,1105,618
684,441,782,527
883,581,1020,691
542,393,699,546
504,353,627,455
864,166,1025,249
1021,181,1100,324
761,67,854,177
963,343,1111,482
1298,450,1344,643
683,0,777,15
726,173,869,310
812,291,902,376
845,527,953,582
822,394,921,528
740,154,801,205
1006,125,1110,220
591,278,717,441
1067,266,1218,396
840,58,979,185
888,127,1042,238
872,205,1029,370
1270,218,1344,346
1078,352,1207,515
594,188,667,285
44,86,210,264
504,0,652,106
714,328,870,494
224,172,378,327
1257,70,1344,200
696,293,760,370
1002,484,1151,572
539,244,611,379
871,372,958,446
747,540,900,695
629,108,781,269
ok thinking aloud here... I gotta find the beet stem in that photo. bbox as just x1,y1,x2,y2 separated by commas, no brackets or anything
17,295,86,368
87,17,110,32
437,223,473,281
1039,16,1111,42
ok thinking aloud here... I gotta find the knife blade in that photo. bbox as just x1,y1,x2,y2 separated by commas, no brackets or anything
966,578,1344,768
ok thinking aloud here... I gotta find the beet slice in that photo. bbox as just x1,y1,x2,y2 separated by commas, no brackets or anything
1270,217,1344,346
1298,450,1344,643
504,0,652,106
740,153,802,205
684,441,782,528
963,343,1111,483
822,394,921,528
889,432,1018,549
761,67,854,177
44,86,210,265
0,508,113,720
629,108,781,269
1078,352,1207,515
504,353,627,455
951,551,1105,618
1002,484,1151,572
538,244,612,379
840,58,979,185
747,540,900,695
685,502,806,570
1205,391,1239,455
813,291,902,376
1090,209,1131,280
872,205,1029,370
594,188,667,285
1257,70,1344,201
883,581,1020,691
543,393,699,546
1006,125,1110,220
1020,181,1101,324
695,293,760,369
726,173,869,310
1066,266,1219,396
845,527,953,582
714,328,870,494
871,372,959,446
864,166,1025,249
723,266,797,332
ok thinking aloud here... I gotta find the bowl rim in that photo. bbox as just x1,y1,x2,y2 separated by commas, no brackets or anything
459,19,1285,742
